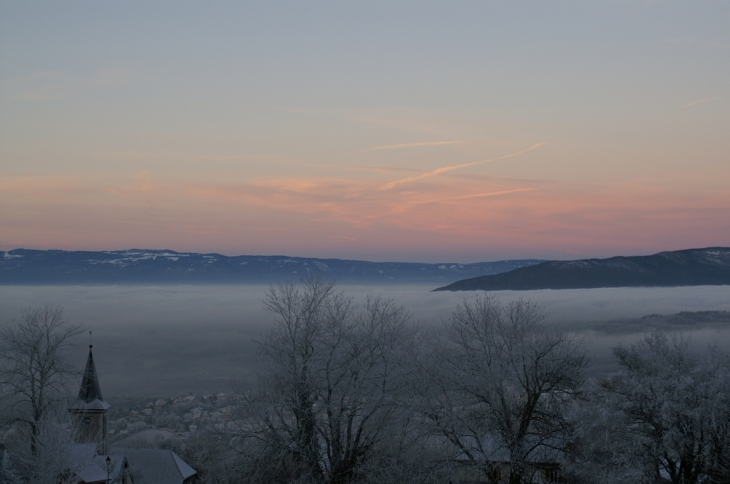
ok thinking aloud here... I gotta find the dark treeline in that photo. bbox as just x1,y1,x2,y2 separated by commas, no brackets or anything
1,279,730,484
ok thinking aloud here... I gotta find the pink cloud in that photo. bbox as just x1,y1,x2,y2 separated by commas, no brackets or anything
1,173,728,261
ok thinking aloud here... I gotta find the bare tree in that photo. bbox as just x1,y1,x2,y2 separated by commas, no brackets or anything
225,277,419,484
0,305,85,454
419,294,586,484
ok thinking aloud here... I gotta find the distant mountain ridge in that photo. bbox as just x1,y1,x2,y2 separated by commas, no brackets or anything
0,249,543,285
434,247,730,291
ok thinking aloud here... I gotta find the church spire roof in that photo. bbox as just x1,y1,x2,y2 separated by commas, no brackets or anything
78,345,103,402
70,345,110,410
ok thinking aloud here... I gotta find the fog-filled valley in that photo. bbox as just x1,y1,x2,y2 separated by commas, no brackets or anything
3,283,730,483
1,283,729,397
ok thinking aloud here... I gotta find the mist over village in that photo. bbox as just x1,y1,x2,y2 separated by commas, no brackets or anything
1,2,730,484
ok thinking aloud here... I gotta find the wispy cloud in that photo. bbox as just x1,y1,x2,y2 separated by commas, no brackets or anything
351,111,450,135
347,166,428,174
3,174,729,258
682,97,723,108
333,235,357,242
107,173,157,199
3,64,139,103
453,188,535,199
379,142,546,191
364,141,461,151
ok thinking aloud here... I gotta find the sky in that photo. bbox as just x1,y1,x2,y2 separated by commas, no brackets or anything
1,1,728,263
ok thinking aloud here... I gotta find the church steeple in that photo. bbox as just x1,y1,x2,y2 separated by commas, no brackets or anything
70,344,110,454
78,344,104,403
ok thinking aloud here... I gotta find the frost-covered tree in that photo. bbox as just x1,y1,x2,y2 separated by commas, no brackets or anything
224,277,425,484
0,446,23,484
419,295,587,484
0,305,84,455
3,403,82,484
599,333,730,484
563,379,646,484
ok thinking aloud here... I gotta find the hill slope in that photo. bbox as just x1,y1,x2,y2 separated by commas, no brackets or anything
434,247,730,291
0,249,542,285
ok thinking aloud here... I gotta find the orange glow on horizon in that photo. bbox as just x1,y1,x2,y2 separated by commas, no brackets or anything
2,169,728,261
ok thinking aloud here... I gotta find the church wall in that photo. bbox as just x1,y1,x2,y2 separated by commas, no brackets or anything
70,409,108,454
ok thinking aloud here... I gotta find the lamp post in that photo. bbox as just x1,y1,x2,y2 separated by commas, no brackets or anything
106,455,112,483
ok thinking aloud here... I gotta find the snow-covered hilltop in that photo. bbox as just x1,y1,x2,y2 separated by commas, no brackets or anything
0,249,542,285
435,247,730,291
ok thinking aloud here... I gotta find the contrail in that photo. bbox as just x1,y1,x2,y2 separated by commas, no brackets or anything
682,97,722,108
365,141,461,151
380,142,546,191
453,188,534,199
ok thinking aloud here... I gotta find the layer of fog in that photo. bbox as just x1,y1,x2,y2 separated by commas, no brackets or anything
1,284,729,397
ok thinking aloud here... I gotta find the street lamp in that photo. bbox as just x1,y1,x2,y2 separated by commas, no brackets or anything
106,456,112,483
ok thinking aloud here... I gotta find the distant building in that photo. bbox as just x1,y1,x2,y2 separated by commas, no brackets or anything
69,345,197,484
69,346,111,454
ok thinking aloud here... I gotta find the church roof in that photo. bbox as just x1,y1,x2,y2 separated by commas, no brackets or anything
110,448,197,484
71,345,110,410
70,445,126,484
